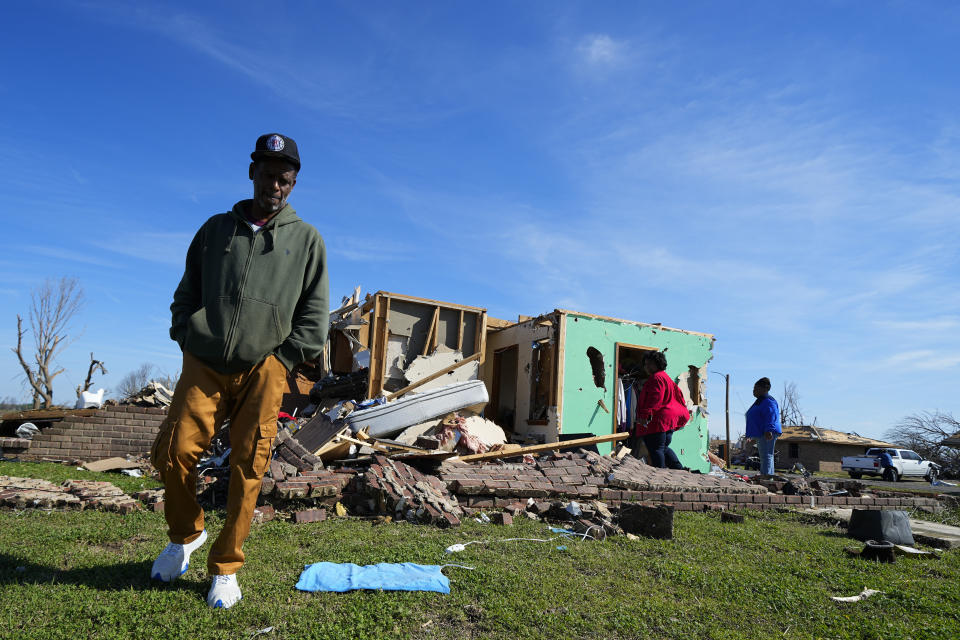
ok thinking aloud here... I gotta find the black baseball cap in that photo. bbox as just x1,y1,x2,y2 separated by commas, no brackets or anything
251,133,300,171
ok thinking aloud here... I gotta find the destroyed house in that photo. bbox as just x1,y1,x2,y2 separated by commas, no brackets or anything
288,291,715,471
483,310,714,471
777,425,896,473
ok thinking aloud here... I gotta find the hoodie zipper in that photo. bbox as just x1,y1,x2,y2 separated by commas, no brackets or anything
222,221,261,364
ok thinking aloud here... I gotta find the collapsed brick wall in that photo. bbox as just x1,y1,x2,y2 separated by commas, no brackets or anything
23,407,167,461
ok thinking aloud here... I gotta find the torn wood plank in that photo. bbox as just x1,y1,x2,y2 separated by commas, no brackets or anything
367,438,430,453
83,457,140,472
458,432,630,462
384,352,482,401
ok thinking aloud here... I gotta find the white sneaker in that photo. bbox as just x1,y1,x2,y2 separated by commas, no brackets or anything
207,573,242,609
150,530,208,582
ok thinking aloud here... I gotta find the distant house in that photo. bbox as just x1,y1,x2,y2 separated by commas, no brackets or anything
778,425,897,473
942,432,960,448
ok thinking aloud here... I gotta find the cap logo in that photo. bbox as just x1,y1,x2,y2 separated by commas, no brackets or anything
266,135,285,151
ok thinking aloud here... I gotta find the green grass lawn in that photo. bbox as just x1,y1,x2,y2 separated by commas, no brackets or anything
2,464,959,639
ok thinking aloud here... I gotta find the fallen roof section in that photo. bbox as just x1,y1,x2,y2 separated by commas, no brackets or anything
779,425,896,447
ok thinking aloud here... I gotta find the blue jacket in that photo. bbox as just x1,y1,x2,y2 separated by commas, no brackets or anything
745,395,782,437
879,452,894,468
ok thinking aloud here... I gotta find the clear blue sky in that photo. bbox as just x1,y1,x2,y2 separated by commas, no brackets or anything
1,1,957,441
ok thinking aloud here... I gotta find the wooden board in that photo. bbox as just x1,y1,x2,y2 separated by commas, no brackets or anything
83,457,141,472
458,432,629,462
1,408,98,422
293,413,344,454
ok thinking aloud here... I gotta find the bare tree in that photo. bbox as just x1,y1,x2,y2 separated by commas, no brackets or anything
115,363,156,400
12,277,84,409
114,363,179,400
0,396,29,411
778,381,816,427
75,352,107,399
884,411,960,475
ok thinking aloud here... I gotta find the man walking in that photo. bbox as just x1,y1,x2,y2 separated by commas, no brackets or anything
745,377,782,476
150,133,328,608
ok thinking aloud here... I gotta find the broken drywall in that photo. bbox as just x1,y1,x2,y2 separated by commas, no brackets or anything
403,346,480,393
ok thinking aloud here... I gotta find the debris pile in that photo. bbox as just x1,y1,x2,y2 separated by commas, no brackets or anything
122,381,174,408
0,476,140,513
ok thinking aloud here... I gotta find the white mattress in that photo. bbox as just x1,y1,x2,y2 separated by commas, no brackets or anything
346,380,489,438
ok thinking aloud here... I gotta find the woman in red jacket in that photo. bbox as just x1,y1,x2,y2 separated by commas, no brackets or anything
634,351,690,469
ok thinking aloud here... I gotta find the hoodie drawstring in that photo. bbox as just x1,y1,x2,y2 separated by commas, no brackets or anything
224,219,240,254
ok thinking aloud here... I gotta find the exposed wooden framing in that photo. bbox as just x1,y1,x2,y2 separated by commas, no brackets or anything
554,309,714,339
368,294,391,398
375,291,485,314
475,312,487,364
555,312,566,435
486,316,513,329
458,432,629,462
456,309,464,351
383,351,482,401
422,306,440,356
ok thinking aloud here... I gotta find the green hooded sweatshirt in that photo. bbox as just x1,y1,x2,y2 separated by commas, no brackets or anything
170,200,329,374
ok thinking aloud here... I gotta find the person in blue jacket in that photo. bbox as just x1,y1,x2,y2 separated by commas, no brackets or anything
745,377,782,475
878,449,896,481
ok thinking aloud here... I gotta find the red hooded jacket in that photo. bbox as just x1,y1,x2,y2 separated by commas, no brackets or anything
634,370,690,436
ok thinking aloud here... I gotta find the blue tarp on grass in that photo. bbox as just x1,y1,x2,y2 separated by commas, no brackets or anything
295,562,451,594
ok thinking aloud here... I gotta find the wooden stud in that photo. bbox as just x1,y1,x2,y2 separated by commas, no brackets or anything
457,309,464,351
422,306,439,356
458,432,630,462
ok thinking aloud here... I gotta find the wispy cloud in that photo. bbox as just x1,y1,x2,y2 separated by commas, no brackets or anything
577,34,626,65
884,350,960,371
328,236,414,263
22,245,119,268
874,316,960,333
90,231,192,267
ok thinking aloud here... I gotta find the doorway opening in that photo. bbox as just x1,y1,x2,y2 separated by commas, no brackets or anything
613,343,658,435
489,345,518,434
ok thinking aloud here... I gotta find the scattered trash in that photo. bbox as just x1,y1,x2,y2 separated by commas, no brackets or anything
14,423,39,439
556,545,567,551
894,544,939,558
249,627,274,638
848,509,914,546
845,539,896,563
475,513,491,524
931,479,957,486
75,388,105,409
830,588,881,603
120,469,143,477
123,381,173,408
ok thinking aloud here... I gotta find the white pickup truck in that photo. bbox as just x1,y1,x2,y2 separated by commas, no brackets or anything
841,448,941,482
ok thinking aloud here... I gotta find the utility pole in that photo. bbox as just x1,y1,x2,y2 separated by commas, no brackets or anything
712,370,731,466
724,373,730,467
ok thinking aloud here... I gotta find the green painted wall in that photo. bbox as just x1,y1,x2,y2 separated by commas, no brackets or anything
560,314,714,472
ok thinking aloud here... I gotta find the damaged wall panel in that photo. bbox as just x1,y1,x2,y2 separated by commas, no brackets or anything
560,312,714,471
361,292,487,398
482,314,559,440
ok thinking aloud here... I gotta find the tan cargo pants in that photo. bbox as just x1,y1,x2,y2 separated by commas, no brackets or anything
151,350,286,575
